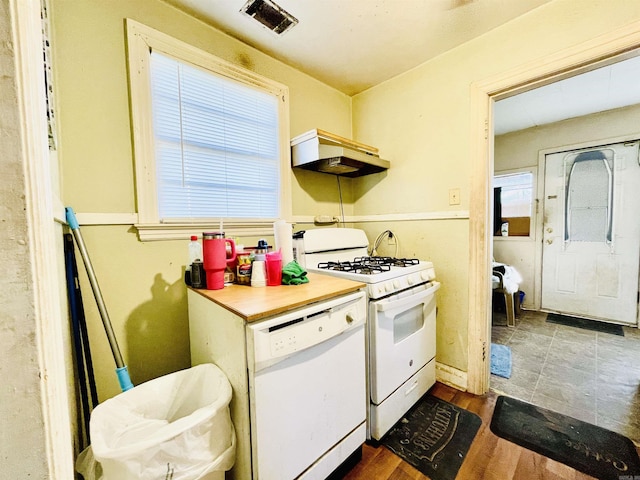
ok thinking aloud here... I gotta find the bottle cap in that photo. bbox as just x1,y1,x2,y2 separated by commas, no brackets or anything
190,235,197,241
256,239,269,254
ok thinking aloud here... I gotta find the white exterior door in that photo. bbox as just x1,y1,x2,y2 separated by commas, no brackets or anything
541,141,640,325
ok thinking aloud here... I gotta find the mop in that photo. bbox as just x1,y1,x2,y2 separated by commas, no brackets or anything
65,207,133,393
64,233,98,449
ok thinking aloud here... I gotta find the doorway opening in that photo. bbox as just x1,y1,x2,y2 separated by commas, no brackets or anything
467,20,640,399
468,20,640,444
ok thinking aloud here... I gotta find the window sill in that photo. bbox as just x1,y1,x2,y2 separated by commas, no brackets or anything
493,235,533,241
56,210,278,240
136,221,278,241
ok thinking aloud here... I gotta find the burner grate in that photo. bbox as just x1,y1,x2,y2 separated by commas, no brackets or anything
353,256,420,267
316,256,421,275
316,261,391,275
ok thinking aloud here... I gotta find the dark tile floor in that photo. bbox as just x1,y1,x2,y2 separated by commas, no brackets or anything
491,309,640,445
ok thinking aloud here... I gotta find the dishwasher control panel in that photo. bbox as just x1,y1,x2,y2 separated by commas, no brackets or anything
248,290,366,369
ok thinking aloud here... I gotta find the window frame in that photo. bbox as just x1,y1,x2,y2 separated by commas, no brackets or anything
126,19,292,241
493,167,536,240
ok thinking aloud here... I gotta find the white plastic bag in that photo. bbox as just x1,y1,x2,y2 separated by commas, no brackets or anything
76,446,102,480
89,363,235,480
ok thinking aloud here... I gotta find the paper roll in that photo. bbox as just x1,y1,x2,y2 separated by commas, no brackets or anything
273,220,294,267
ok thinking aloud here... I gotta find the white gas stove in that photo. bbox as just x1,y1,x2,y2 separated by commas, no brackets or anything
293,228,439,440
294,228,437,298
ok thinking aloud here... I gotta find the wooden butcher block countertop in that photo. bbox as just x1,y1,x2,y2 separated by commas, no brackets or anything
190,271,365,323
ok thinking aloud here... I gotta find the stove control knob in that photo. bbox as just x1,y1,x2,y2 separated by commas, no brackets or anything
421,271,430,281
385,282,392,292
407,275,415,285
393,280,401,289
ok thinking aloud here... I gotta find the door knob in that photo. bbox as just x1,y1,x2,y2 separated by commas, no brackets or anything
546,227,553,233
546,239,553,245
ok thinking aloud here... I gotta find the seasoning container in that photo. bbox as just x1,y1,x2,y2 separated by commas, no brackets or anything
236,252,252,285
224,266,235,284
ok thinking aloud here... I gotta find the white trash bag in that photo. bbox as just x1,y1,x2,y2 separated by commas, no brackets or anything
87,363,235,480
76,446,102,480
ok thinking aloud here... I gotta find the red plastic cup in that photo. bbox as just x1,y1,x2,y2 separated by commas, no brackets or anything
266,250,283,286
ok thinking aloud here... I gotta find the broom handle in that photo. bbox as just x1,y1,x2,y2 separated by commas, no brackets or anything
66,207,133,392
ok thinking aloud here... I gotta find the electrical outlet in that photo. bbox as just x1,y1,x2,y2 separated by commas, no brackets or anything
314,215,338,225
449,188,461,205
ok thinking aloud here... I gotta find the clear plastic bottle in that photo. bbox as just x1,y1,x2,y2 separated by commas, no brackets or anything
188,235,203,264
185,236,203,287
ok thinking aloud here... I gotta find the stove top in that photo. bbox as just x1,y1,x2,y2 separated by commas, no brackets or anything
295,229,437,298
308,256,436,299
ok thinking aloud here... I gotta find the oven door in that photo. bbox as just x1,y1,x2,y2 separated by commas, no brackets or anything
369,281,440,405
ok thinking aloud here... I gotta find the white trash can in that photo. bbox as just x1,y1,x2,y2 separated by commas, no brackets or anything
89,363,235,480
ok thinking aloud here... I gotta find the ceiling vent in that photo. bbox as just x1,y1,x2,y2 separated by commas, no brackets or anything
240,0,298,35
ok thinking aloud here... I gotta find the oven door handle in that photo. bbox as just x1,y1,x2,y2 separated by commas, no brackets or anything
375,281,440,312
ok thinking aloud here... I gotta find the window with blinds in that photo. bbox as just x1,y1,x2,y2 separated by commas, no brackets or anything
126,20,291,240
150,52,281,221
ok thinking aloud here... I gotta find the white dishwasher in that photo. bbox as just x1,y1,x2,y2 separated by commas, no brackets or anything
246,290,366,480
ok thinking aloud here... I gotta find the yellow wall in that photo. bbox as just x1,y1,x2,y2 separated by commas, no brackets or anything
352,0,640,372
51,0,354,399
53,0,640,398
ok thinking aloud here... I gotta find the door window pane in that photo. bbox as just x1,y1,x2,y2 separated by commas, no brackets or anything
565,150,613,243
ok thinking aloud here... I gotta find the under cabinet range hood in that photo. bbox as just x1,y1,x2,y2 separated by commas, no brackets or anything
290,129,390,177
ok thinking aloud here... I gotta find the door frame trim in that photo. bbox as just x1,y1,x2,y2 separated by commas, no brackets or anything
467,20,640,395
12,0,75,475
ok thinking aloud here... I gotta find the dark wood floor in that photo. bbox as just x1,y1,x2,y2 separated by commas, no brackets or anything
342,382,640,480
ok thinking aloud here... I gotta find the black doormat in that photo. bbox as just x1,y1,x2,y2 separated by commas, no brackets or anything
490,395,640,480
546,312,624,336
381,395,482,480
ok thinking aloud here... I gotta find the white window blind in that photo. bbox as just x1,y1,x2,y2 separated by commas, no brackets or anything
150,51,281,221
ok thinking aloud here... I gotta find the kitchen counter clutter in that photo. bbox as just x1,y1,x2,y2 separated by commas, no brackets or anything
189,271,365,322
188,272,367,480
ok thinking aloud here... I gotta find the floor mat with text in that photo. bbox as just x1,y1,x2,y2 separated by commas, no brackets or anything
490,395,640,480
382,394,481,480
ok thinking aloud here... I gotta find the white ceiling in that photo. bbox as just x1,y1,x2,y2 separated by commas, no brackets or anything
494,55,640,135
165,0,640,134
164,0,552,95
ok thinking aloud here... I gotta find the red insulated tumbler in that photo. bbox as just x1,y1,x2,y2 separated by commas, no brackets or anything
203,232,236,290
